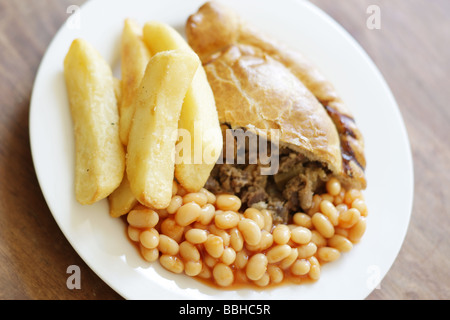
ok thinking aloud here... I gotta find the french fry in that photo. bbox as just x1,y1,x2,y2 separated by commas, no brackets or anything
119,19,151,146
126,50,200,209
64,39,125,205
113,77,122,104
143,22,223,192
108,174,138,218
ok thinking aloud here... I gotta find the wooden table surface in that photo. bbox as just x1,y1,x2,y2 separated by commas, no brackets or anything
0,0,448,300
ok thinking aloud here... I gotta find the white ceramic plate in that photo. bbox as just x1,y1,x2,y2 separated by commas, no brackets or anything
29,0,413,300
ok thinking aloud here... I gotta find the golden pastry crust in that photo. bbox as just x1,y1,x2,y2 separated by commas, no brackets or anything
186,1,366,189
204,44,342,175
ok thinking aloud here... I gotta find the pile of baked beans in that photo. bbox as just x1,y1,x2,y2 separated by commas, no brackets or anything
126,177,368,288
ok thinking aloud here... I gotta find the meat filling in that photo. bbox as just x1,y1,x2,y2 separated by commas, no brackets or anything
205,127,330,223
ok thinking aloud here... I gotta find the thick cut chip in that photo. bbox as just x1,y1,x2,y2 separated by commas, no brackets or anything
119,19,151,146
143,22,222,192
126,50,200,209
64,39,125,205
108,174,138,218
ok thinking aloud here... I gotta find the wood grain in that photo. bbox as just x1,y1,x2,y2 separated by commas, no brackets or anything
0,0,448,300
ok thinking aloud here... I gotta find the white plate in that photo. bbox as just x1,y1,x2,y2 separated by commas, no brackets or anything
29,0,413,300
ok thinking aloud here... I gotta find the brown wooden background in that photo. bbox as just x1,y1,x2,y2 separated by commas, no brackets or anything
0,0,448,300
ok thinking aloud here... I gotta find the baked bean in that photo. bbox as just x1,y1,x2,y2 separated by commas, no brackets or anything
172,180,178,196
321,194,334,203
213,263,234,287
220,247,236,265
312,213,335,238
127,209,159,228
235,250,249,269
317,247,341,262
199,188,216,204
209,224,230,246
244,208,265,229
334,227,349,238
160,218,184,243
291,259,311,276
326,177,341,196
308,194,322,215
192,221,209,230
333,195,344,206
160,255,184,274
293,212,312,229
140,228,159,249
280,247,299,269
344,189,362,205
336,204,348,215
204,253,218,268
286,239,296,248
351,198,368,216
310,230,327,247
127,225,141,242
267,265,284,284
204,235,224,258
140,244,159,262
266,244,292,263
184,260,202,276
290,226,312,245
320,200,339,226
246,253,268,281
309,255,320,266
308,256,321,280
234,270,247,283
185,228,208,244
297,242,317,259
197,264,212,279
230,227,244,251
348,217,367,243
246,230,273,252
215,210,240,229
216,194,241,212
253,272,270,287
238,218,262,246
183,192,208,207
158,234,179,256
179,241,200,261
175,202,202,227
259,230,274,251
328,234,353,252
287,223,297,230
197,203,215,225
338,208,361,229
272,224,291,245
166,195,183,214
260,209,273,232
